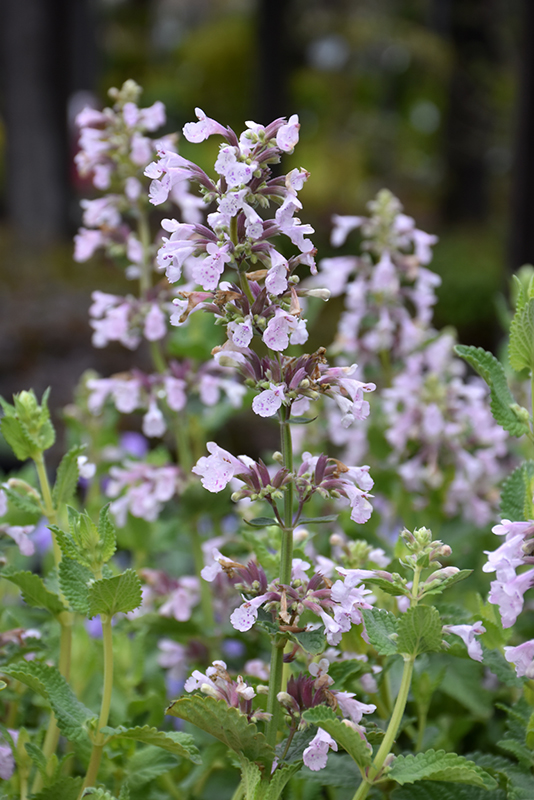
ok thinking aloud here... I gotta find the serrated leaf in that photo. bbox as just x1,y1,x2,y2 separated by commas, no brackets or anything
482,646,524,687
1,485,42,518
362,608,398,655
276,728,316,765
290,627,326,655
422,570,473,598
0,416,38,461
52,445,86,508
88,569,142,618
33,776,83,800
49,525,81,563
83,790,116,799
397,606,442,656
125,746,178,786
1,568,65,615
302,706,372,769
24,742,47,778
359,576,408,597
497,737,533,768
102,725,201,764
392,782,507,800
298,752,363,787
500,462,534,521
388,750,497,789
328,660,370,690
264,761,302,799
509,297,534,372
98,504,117,563
245,517,280,528
166,695,275,767
1,661,95,743
454,345,530,436
239,757,262,800
58,557,92,614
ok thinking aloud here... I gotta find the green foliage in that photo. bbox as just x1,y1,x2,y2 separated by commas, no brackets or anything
124,746,179,786
453,345,530,436
289,627,326,655
297,752,363,787
396,606,442,656
52,444,85,508
302,706,372,769
87,569,142,617
327,659,370,689
166,695,275,767
1,661,95,743
421,570,472,598
58,557,92,614
52,505,118,575
509,297,534,373
1,483,42,519
361,608,399,655
388,750,497,789
102,725,201,763
500,462,534,521
391,783,506,800
1,568,65,616
33,776,83,800
0,389,56,460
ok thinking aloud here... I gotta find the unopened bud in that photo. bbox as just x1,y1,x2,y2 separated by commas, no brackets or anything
272,451,284,464
302,288,331,301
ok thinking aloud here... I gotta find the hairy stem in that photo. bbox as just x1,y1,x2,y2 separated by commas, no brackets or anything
265,409,294,747
138,208,152,296
79,615,114,797
190,522,215,633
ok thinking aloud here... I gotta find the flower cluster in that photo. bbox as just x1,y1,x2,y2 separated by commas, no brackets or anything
105,460,183,526
184,659,270,723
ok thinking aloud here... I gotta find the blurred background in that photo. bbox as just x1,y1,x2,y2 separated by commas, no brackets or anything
0,0,531,410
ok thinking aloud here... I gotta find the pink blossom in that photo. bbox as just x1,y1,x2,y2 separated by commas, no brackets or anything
130,132,153,165
192,442,249,492
227,316,254,348
192,243,232,291
74,228,104,262
265,249,289,295
139,100,166,131
443,621,485,662
263,309,309,351
0,525,35,556
302,728,338,771
144,304,167,341
183,108,228,143
276,115,300,152
0,730,18,780
142,401,167,438
489,569,534,628
504,640,534,678
252,384,286,417
230,594,271,632
164,376,187,411
335,691,376,723
159,579,200,622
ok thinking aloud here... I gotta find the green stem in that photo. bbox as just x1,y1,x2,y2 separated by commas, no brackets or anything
150,340,167,374
190,524,215,633
265,410,294,747
230,782,244,800
79,615,114,797
138,209,152,296
352,655,416,800
175,414,193,475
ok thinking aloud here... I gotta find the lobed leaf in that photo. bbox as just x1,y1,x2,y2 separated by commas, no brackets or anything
454,345,530,436
166,695,275,767
388,749,497,789
362,608,398,655
102,725,201,764
87,569,142,618
396,606,442,656
1,568,65,616
302,706,372,769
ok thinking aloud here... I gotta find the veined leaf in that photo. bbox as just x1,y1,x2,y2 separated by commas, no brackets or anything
509,297,534,373
1,661,95,743
362,608,398,655
302,706,372,769
101,725,201,764
396,606,442,657
388,749,497,789
52,445,85,508
167,695,274,767
58,558,92,614
1,569,65,616
33,776,83,800
98,504,117,563
500,462,534,521
245,517,280,528
454,345,530,436
289,627,326,655
125,746,178,786
88,569,142,618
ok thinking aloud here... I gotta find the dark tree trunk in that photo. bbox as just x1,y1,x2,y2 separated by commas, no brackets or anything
509,0,534,270
0,0,98,246
440,0,500,224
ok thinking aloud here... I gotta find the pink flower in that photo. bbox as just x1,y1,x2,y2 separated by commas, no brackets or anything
276,115,300,152
265,249,289,295
192,243,232,291
0,730,18,780
74,228,104,262
504,639,534,678
302,728,338,771
489,569,534,628
0,525,35,556
142,401,167,438
263,309,309,351
230,594,271,632
192,442,249,492
183,108,228,143
335,691,376,723
443,621,485,662
227,316,254,348
144,304,167,341
252,384,286,417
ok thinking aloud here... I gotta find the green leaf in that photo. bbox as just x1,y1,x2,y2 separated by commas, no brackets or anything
1,484,42,518
58,558,92,614
263,762,302,800
481,646,524,688
1,568,65,616
102,725,201,764
500,462,534,521
289,416,317,425
83,790,116,800
276,728,316,765
0,416,38,461
392,782,507,800
298,752,363,787
388,750,497,789
454,345,530,436
361,608,398,655
24,742,47,779
49,525,81,563
509,297,534,372
396,606,442,656
298,515,339,524
166,695,275,767
33,776,83,800
238,757,262,800
98,504,117,563
87,569,142,618
327,660,370,690
289,627,326,655
52,445,86,508
358,576,408,597
245,517,280,528
1,661,95,743
422,570,473,598
125,746,179,786
302,706,372,769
